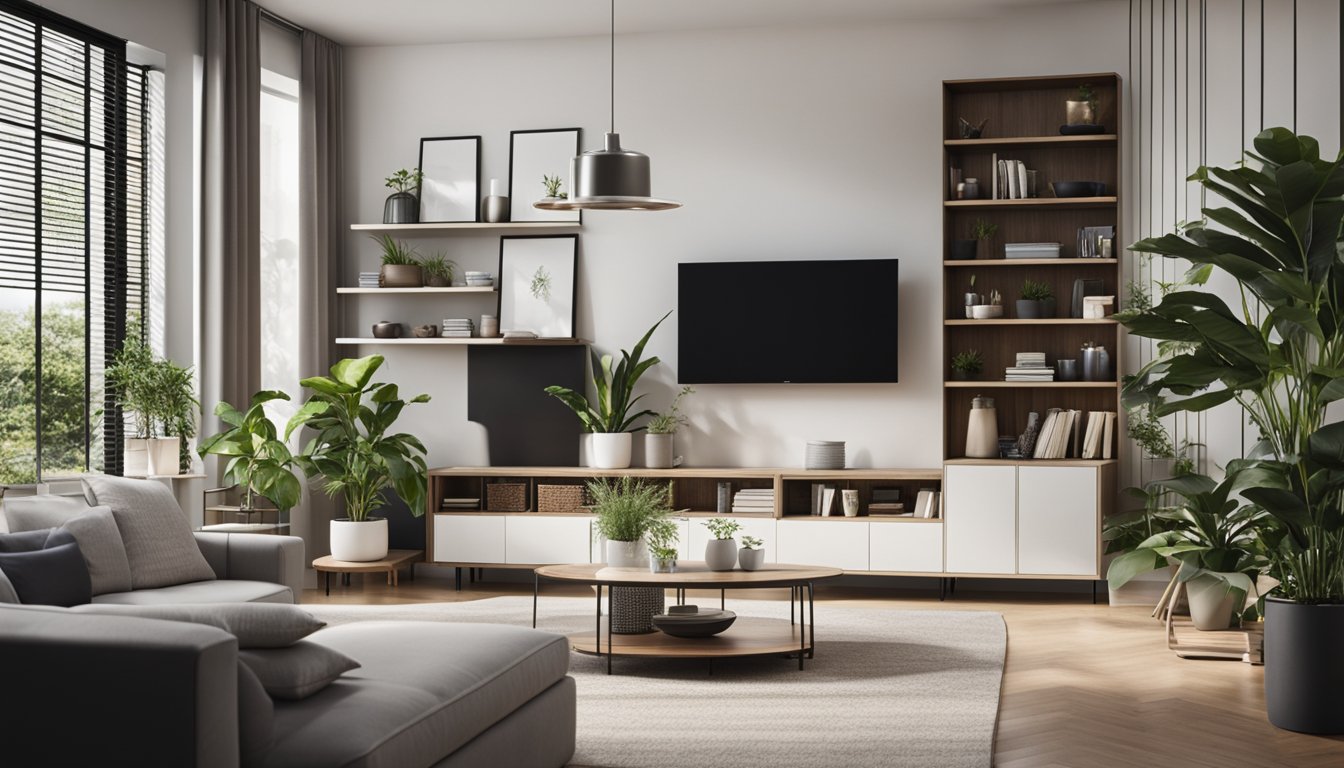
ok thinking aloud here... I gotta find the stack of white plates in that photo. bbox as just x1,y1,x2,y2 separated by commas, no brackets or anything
442,318,475,338
805,440,846,470
464,271,494,287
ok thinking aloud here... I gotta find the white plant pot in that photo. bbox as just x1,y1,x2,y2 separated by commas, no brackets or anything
644,433,675,469
330,518,389,562
590,433,633,469
605,539,647,568
1186,571,1240,630
705,539,738,571
147,436,181,476
123,438,149,476
738,547,765,571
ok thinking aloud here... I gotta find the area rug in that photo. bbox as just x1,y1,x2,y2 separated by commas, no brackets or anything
305,597,1006,768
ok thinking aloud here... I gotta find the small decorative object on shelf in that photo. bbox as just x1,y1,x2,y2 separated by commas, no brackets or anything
651,605,737,638
418,136,481,223
1065,83,1098,127
1079,342,1111,381
1055,359,1079,381
738,536,765,571
481,178,510,223
441,318,474,338
957,116,988,139
949,166,963,198
963,275,980,316
971,289,1003,319
485,482,527,512
373,234,422,287
1015,410,1042,458
420,253,455,287
371,321,402,339
1004,242,1061,260
702,518,742,571
1070,277,1106,317
537,484,586,514
804,440,846,470
1082,295,1115,319
382,167,422,225
972,218,996,259
1006,352,1052,382
965,395,999,459
464,271,494,287
412,324,438,338
646,517,680,574
1016,279,1055,319
479,314,500,338
841,489,860,517
1052,180,1107,198
644,385,693,469
1077,225,1117,258
962,176,980,200
950,349,983,381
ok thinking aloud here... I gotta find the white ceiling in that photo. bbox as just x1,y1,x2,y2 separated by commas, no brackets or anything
260,0,1099,47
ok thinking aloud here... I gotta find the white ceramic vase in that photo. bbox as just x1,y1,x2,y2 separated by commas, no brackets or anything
644,433,675,469
330,518,389,562
590,433,633,469
738,547,765,571
1186,571,1240,630
705,539,738,571
123,437,149,476
147,436,181,476
605,539,647,568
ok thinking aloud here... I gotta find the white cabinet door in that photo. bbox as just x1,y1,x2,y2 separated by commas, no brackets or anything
687,518,777,563
944,464,1016,574
776,520,868,570
433,515,506,564
869,522,943,573
505,516,591,565
1017,466,1099,576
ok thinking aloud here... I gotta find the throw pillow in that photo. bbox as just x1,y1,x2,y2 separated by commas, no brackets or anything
6,503,133,596
0,529,92,606
82,475,216,589
237,661,275,764
1,493,95,528
239,641,361,700
0,567,18,603
72,603,327,648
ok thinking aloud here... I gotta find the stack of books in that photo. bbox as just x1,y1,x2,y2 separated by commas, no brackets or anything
1080,411,1117,459
442,318,475,338
991,154,1030,199
1006,352,1053,382
731,488,775,514
1005,242,1061,259
1033,408,1079,459
440,497,480,510
1078,226,1116,258
911,490,941,519
358,272,380,288
868,502,908,517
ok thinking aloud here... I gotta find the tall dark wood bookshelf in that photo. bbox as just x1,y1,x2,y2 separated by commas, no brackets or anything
941,73,1123,465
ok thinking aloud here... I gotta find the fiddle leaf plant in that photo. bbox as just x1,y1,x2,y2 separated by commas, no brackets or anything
288,355,431,522
545,311,671,433
197,390,302,514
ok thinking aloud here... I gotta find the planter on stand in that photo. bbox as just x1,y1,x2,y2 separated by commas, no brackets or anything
330,518,389,562
123,437,149,476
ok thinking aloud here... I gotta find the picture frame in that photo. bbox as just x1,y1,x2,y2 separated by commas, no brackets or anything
508,128,582,223
417,135,481,223
498,235,578,338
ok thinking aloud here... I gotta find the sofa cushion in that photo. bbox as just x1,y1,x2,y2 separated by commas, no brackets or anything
0,530,92,606
239,641,361,700
92,579,292,605
0,567,17,603
6,503,133,596
72,603,325,648
260,622,570,768
237,661,275,766
82,475,216,589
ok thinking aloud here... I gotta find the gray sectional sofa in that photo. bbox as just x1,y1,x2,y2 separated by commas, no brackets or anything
0,477,578,767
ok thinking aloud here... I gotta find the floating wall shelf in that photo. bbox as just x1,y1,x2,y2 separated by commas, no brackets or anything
944,134,1118,149
943,258,1118,267
336,286,497,295
335,337,589,346
350,221,581,235
943,196,1117,209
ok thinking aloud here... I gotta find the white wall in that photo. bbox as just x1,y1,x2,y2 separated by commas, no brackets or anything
343,1,1131,470
38,0,199,369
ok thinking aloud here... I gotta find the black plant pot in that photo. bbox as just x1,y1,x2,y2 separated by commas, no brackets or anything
1015,299,1042,319
383,192,419,224
949,240,978,260
1040,297,1057,318
1265,597,1344,734
951,369,972,381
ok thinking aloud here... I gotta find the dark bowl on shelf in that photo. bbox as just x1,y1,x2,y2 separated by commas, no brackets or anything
650,608,737,638
1051,181,1107,198
371,321,403,339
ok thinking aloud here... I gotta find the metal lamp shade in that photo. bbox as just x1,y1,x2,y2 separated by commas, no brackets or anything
534,133,680,211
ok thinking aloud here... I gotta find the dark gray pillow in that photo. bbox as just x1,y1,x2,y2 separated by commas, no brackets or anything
237,661,275,764
0,529,92,606
72,603,326,648
82,475,215,589
6,504,133,596
239,641,360,700
0,566,18,603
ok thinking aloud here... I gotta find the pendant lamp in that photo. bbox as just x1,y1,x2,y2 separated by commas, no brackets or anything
534,0,680,212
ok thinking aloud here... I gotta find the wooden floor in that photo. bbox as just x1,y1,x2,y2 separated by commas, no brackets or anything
304,570,1344,768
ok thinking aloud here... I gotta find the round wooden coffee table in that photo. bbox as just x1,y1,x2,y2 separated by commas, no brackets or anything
533,562,843,674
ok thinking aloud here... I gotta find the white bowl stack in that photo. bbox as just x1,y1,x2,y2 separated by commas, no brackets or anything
805,440,846,470
464,271,494,288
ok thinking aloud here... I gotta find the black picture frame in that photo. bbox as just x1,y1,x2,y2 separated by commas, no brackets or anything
508,127,582,223
497,234,579,339
417,135,481,223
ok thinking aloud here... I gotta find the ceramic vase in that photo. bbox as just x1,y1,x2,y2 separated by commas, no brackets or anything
1185,571,1240,630
147,437,181,476
590,433,633,469
330,518,388,562
382,192,418,224
738,547,765,571
605,539,646,568
123,437,149,476
379,264,423,288
644,433,675,469
705,539,738,571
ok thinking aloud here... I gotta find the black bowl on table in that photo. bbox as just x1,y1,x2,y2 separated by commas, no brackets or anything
650,607,737,638
1051,181,1107,198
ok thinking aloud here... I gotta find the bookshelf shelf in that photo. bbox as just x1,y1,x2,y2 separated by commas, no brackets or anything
336,287,496,294
349,221,580,234
944,318,1118,326
943,258,1118,267
944,134,1118,149
335,337,588,346
943,381,1118,389
944,196,1116,209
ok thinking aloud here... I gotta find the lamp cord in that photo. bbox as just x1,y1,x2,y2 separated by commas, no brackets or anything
610,0,615,134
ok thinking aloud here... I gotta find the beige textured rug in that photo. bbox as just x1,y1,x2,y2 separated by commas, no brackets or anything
306,596,1006,768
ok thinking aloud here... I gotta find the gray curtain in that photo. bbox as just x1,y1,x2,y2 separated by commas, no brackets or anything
298,31,344,557
201,0,260,431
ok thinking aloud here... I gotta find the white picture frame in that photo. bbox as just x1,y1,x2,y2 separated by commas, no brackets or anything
418,136,480,223
508,128,581,223
498,235,577,338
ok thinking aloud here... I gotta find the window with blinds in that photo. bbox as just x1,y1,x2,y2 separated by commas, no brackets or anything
0,0,149,484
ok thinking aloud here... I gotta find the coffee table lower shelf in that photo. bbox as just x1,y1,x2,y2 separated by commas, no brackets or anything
570,617,809,661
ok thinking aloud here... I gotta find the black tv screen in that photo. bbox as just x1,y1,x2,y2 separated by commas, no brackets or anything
677,259,899,384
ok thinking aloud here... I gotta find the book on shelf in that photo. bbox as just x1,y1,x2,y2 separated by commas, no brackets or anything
1080,411,1118,459
992,157,1032,200
1077,225,1116,258
912,490,941,519
819,487,837,517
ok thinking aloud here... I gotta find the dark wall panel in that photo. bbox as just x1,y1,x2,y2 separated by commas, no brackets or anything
467,345,586,466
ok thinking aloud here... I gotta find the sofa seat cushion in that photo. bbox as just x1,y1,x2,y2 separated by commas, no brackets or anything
92,579,292,605
260,622,570,768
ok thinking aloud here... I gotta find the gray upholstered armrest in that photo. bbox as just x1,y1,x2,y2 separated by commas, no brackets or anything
0,604,239,768
195,532,306,603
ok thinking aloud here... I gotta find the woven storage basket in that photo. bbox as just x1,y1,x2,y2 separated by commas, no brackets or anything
485,482,527,512
610,586,665,634
537,484,586,514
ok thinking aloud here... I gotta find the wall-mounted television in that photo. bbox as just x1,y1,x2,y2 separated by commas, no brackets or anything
677,259,899,384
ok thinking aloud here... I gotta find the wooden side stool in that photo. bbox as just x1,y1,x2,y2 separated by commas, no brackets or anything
313,550,424,596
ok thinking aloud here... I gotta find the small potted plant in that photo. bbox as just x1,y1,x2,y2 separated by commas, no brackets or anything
1066,83,1098,126
107,337,199,476
545,311,670,469
1016,279,1055,319
420,253,455,288
646,516,680,574
539,174,567,205
950,349,983,381
644,385,693,469
588,476,670,567
972,218,997,259
372,234,422,288
198,390,302,519
738,535,765,571
383,167,423,224
702,517,742,571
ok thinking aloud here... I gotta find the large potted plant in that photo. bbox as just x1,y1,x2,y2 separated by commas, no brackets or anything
588,476,671,634
1118,127,1344,733
289,355,430,563
107,337,198,476
197,390,303,519
545,311,670,469
644,385,693,469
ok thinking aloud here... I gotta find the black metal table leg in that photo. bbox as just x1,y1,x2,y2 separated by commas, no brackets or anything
606,586,614,675
532,572,539,628
808,582,816,659
720,588,725,611
798,587,806,671
790,585,796,625
594,584,602,659
324,572,330,596
454,567,461,591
